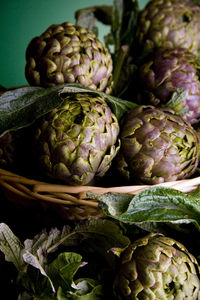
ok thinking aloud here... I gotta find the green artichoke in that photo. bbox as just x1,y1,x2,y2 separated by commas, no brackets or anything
25,22,113,93
136,0,200,56
34,93,120,185
115,105,200,184
137,48,200,124
114,233,200,299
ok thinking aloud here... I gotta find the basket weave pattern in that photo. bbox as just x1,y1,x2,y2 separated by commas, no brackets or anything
1,168,200,220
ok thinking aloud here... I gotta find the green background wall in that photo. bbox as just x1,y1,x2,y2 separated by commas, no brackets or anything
0,0,148,88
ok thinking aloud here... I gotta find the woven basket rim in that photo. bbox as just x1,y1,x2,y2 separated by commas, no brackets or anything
0,168,200,208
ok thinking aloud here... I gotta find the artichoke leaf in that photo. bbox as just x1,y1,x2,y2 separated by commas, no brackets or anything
0,84,67,137
75,0,140,98
75,5,112,37
0,223,25,271
110,0,139,97
48,252,85,292
24,225,71,264
87,186,200,230
0,83,135,138
22,251,55,292
163,87,189,115
112,0,139,52
59,83,137,121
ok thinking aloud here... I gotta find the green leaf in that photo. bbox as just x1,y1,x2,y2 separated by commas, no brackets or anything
17,269,54,300
59,83,137,121
0,83,136,138
110,0,139,97
22,251,55,292
163,87,189,114
0,84,67,137
102,88,137,120
24,225,71,264
88,187,200,230
49,252,85,293
57,287,68,300
189,186,200,199
60,218,130,254
23,226,73,294
75,5,112,37
112,0,123,52
68,279,103,300
24,219,130,256
0,223,25,271
112,0,139,52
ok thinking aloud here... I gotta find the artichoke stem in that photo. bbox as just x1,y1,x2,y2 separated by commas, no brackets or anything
112,45,129,96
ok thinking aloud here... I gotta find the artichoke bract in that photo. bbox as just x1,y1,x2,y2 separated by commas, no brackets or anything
136,0,200,56
25,22,113,93
34,93,120,185
137,48,200,124
115,105,200,184
114,233,200,299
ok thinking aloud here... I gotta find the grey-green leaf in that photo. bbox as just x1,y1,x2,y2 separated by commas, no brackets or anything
60,83,137,121
23,251,55,292
0,83,136,138
24,225,71,263
0,84,66,137
164,87,189,114
0,223,25,271
61,218,130,252
75,5,112,36
88,187,200,230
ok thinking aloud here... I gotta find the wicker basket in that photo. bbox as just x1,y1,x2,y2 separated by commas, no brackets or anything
0,168,200,221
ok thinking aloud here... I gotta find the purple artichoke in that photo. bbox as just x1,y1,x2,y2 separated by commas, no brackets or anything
115,105,200,184
137,48,200,124
136,0,200,56
25,22,113,94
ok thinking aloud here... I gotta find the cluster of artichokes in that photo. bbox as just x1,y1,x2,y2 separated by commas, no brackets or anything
1,0,200,187
134,0,200,125
2,1,200,299
114,0,200,185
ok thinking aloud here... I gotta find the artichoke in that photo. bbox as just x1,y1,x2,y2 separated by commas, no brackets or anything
137,48,200,124
113,233,200,299
34,93,120,185
136,0,200,56
115,105,200,184
25,22,113,93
